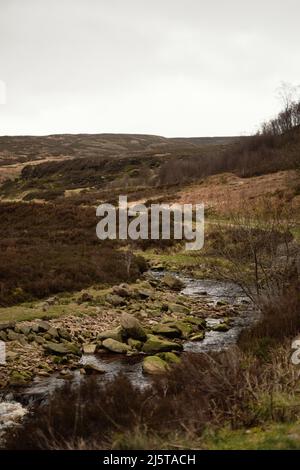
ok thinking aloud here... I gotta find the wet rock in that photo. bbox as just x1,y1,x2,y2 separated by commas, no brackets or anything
158,352,181,364
142,356,169,375
82,343,97,354
120,313,147,341
190,332,205,341
102,338,132,354
106,294,125,306
212,323,230,332
170,321,194,339
142,335,183,354
162,274,184,291
151,324,181,338
83,363,106,375
97,326,124,342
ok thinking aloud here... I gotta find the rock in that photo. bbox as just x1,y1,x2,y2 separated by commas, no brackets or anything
212,323,230,332
106,294,125,306
184,316,206,329
17,325,31,335
97,326,124,342
82,343,97,354
44,341,79,355
36,320,51,332
168,303,190,315
151,324,181,338
0,331,7,341
120,313,147,340
6,330,21,342
0,321,15,331
142,356,169,375
216,300,228,306
10,370,32,386
83,363,106,375
171,321,194,339
151,264,164,271
158,352,181,364
34,336,46,345
162,274,184,291
47,327,59,338
102,338,132,354
127,338,142,350
142,335,183,354
190,332,205,341
6,351,19,361
57,328,71,341
78,292,94,303
45,296,57,305
137,289,152,299
112,285,131,298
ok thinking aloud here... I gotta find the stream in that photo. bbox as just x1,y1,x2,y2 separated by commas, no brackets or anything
0,272,260,441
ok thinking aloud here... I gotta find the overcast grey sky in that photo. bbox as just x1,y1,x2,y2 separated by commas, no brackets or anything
0,0,299,137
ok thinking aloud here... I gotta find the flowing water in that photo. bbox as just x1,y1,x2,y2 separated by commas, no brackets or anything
0,272,260,440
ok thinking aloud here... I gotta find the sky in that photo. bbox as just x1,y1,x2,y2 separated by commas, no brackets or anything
0,0,300,137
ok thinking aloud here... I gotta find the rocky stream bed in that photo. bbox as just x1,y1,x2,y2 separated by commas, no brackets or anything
0,270,259,445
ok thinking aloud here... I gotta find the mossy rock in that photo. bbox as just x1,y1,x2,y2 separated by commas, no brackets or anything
102,338,132,354
127,338,142,350
142,356,169,375
97,326,124,342
151,324,181,338
171,321,194,339
157,352,181,364
184,316,206,329
120,313,147,341
10,370,33,386
212,323,230,332
189,331,205,341
168,303,190,315
44,341,80,355
142,335,183,354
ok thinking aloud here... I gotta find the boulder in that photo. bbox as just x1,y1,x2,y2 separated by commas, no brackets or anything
44,341,79,355
0,331,7,341
58,328,71,341
137,289,153,299
170,321,194,339
184,316,206,329
82,343,97,354
142,356,169,375
17,325,32,335
162,274,184,291
102,338,132,354
7,330,21,342
142,335,183,354
97,326,124,342
120,313,147,341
